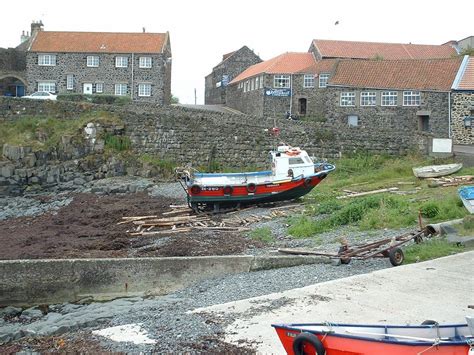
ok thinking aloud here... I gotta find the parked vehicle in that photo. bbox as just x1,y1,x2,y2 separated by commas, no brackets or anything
22,92,57,101
273,320,473,355
177,144,335,212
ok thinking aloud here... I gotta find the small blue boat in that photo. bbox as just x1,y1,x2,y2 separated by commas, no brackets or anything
458,186,474,214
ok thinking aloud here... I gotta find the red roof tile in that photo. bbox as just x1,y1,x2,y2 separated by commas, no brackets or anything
312,39,457,60
30,31,168,54
230,52,316,84
456,56,474,90
329,58,462,91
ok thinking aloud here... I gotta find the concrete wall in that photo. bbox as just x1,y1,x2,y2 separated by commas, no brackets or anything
0,255,329,307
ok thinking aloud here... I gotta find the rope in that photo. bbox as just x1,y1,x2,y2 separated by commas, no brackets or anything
416,339,441,355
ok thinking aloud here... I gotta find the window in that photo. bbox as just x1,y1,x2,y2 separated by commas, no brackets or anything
360,92,376,106
418,115,430,131
251,79,255,91
87,56,99,67
304,74,315,88
114,83,127,96
289,157,305,165
319,73,329,88
139,57,152,68
274,75,290,88
66,75,74,90
340,92,355,106
348,115,358,127
403,91,421,106
138,83,151,97
96,83,103,93
38,81,56,93
38,54,56,66
255,76,259,89
115,56,128,68
381,91,398,106
260,75,264,88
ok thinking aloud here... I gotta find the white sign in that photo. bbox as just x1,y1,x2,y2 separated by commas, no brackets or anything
432,138,452,153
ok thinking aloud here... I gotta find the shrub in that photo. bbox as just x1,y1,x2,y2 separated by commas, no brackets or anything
248,227,273,243
57,94,131,105
419,202,440,218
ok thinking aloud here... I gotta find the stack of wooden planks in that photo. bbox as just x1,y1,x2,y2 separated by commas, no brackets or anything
428,175,474,188
120,202,304,236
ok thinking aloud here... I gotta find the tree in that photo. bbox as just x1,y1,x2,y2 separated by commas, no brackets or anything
171,95,180,104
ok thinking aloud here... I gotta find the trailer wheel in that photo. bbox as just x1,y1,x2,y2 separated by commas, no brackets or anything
421,320,439,326
293,332,325,355
389,247,404,266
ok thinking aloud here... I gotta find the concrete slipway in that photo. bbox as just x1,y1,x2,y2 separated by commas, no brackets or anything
195,251,474,353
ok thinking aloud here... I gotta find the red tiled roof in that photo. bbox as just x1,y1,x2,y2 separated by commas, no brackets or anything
230,52,316,84
329,57,463,91
456,56,474,90
30,31,168,54
312,39,457,60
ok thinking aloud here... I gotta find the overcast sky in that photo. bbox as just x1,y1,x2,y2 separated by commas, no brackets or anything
2,0,473,104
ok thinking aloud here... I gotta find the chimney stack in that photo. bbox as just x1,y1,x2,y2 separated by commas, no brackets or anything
31,20,44,38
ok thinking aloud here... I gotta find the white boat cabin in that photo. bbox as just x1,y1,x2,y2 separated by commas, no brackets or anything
272,146,315,180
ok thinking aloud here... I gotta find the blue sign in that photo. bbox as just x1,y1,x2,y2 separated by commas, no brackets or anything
222,75,230,87
265,88,291,97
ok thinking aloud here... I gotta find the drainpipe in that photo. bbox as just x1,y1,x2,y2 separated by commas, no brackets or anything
131,53,134,100
448,92,451,138
289,74,293,115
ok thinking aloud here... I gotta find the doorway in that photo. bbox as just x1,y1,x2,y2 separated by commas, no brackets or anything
418,115,430,132
83,83,93,94
298,98,307,116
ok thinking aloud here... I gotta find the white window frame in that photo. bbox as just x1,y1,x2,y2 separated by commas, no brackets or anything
273,75,290,88
381,91,398,106
255,76,259,89
96,83,104,93
86,55,99,67
303,74,315,88
38,81,56,93
115,56,129,68
251,78,255,91
348,115,359,127
38,54,56,66
319,73,330,88
114,83,127,96
138,83,152,97
139,56,152,68
403,91,421,106
66,75,74,90
360,92,377,106
340,92,355,106
260,75,264,88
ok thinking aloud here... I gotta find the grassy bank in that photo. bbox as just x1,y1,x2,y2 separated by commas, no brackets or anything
288,153,474,237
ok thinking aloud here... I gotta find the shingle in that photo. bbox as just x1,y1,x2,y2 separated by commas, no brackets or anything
457,57,474,90
313,39,457,60
329,57,463,91
230,53,317,84
30,31,168,54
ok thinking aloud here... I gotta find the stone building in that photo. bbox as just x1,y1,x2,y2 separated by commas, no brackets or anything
226,52,333,118
325,57,463,145
451,55,473,144
25,25,172,104
204,46,261,105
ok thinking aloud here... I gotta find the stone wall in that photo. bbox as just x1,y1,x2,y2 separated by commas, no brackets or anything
0,97,434,193
451,91,474,144
26,51,171,104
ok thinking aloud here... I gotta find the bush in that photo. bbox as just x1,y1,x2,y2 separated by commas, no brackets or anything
419,202,440,218
57,94,131,105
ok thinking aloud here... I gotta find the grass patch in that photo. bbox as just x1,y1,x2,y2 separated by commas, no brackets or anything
457,215,474,236
104,134,131,151
248,227,273,243
403,239,465,264
139,154,177,179
0,112,123,150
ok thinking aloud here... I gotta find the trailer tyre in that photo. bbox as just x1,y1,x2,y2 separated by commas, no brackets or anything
389,247,404,266
293,332,325,355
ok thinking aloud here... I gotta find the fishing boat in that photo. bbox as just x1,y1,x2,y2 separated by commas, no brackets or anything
272,320,474,355
412,163,462,178
459,186,474,214
176,145,335,212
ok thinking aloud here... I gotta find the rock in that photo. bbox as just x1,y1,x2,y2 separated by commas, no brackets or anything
20,308,44,320
73,177,86,186
0,306,22,317
2,144,32,162
1,165,14,178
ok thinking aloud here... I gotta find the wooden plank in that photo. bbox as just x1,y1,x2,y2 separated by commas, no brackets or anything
337,187,399,199
278,248,336,257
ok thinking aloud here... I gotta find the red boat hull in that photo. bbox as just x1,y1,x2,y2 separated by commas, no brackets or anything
274,327,470,355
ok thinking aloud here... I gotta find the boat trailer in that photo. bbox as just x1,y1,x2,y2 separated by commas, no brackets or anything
279,229,430,266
